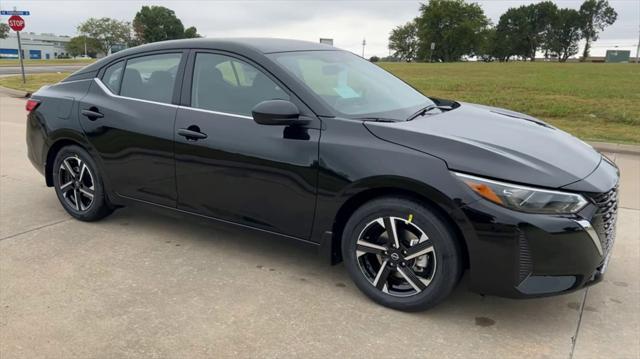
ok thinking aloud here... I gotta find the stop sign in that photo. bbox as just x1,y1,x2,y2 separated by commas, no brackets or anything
8,15,25,31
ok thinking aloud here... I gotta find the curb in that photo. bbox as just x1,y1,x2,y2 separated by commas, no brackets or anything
0,85,30,98
589,141,640,155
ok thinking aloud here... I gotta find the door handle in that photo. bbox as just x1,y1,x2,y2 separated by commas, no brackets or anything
81,108,104,120
178,127,208,141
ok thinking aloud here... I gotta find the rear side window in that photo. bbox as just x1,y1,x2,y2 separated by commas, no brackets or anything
102,61,124,93
120,53,182,104
191,53,289,116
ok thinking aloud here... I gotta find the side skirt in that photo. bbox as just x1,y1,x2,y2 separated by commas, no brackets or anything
116,194,321,248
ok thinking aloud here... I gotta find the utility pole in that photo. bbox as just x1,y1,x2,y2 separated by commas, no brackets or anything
84,37,87,58
362,38,366,58
636,21,640,64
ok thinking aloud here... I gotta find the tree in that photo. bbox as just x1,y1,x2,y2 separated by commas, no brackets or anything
77,18,131,55
133,6,185,43
388,21,419,62
369,56,380,62
66,36,102,58
184,26,201,39
494,2,558,61
537,2,560,59
547,9,583,62
579,0,617,59
0,23,9,39
414,0,490,62
476,28,499,62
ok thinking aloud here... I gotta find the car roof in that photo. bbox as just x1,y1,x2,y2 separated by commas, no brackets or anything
128,37,335,54
75,38,336,76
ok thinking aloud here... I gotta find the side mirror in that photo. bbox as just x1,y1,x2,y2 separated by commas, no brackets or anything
252,100,307,126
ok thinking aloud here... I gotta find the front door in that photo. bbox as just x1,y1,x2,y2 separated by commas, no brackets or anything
79,52,185,207
174,52,320,239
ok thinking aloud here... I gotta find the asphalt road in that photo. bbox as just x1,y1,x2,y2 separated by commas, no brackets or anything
0,65,83,75
0,92,638,358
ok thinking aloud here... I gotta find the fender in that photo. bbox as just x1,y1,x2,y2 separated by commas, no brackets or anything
313,173,478,265
43,130,123,206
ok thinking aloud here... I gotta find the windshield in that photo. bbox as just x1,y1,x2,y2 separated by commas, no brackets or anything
268,51,432,119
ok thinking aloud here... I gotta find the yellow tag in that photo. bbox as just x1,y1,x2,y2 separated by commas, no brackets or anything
407,214,413,223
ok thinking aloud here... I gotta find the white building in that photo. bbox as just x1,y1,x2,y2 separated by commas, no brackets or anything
0,32,70,60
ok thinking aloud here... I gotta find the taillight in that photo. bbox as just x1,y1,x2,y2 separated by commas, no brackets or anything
25,99,40,112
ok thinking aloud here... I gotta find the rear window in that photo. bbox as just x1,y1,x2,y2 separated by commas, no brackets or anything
119,53,182,104
102,61,124,93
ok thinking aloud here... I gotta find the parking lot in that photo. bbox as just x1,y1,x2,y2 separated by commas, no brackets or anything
1,92,638,358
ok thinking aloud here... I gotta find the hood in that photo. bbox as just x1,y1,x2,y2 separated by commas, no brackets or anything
364,102,602,189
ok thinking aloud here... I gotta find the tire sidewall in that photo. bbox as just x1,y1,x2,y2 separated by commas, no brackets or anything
342,197,462,311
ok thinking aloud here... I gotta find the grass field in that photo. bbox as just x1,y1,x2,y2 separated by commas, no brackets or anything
0,73,69,93
0,62,637,143
380,62,639,144
0,58,95,67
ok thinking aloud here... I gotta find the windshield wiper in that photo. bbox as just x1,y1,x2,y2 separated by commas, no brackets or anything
406,104,453,121
355,117,399,123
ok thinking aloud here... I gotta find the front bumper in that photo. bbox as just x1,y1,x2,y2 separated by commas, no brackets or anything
459,188,617,299
456,154,619,298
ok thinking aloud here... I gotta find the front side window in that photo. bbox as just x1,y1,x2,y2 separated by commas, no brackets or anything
268,51,432,119
102,60,124,93
191,53,289,116
120,53,182,104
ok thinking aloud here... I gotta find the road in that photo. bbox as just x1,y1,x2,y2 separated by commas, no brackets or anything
0,92,638,358
0,65,83,75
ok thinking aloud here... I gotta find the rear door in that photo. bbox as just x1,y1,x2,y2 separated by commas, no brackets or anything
79,51,186,207
174,51,320,239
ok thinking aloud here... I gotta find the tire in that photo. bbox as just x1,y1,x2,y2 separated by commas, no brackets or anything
52,145,113,221
341,196,462,311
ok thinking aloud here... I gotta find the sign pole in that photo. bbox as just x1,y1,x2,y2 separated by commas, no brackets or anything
429,42,435,63
5,8,28,83
16,30,26,84
362,38,366,58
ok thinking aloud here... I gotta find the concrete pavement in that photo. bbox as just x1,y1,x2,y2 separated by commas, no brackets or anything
0,93,638,358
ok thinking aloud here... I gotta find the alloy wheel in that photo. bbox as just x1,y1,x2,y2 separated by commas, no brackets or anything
58,155,95,212
356,216,437,297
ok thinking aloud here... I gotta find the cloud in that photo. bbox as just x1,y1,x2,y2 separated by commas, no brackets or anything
2,0,638,56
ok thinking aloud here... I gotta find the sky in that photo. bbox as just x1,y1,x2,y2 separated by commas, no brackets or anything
0,0,638,58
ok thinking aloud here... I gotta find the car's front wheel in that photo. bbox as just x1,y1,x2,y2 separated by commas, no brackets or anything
52,145,113,221
342,197,462,311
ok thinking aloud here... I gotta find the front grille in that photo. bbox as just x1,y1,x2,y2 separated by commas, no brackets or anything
589,186,619,256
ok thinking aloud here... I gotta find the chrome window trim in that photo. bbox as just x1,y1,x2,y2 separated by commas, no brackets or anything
177,106,253,120
94,78,178,108
58,78,93,85
94,78,253,120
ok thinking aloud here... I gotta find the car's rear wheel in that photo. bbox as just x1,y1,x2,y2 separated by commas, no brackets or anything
53,145,113,221
341,197,462,311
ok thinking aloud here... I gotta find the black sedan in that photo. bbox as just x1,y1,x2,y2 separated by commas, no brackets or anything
25,38,619,311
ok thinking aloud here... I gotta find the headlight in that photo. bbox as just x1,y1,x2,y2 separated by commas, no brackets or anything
454,172,588,214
